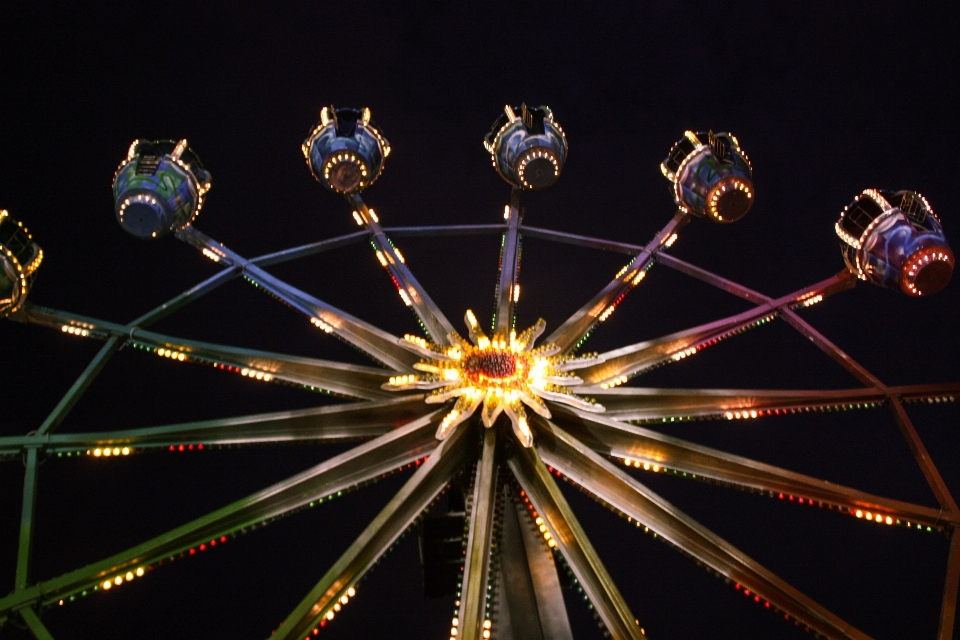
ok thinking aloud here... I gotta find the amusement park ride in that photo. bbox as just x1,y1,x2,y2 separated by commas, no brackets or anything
1,103,958,639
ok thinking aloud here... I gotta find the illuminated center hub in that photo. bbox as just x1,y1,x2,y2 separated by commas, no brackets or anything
383,311,605,448
463,350,526,386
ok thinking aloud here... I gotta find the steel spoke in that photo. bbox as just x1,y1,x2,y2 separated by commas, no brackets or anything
492,483,574,640
458,428,498,640
588,383,960,422
20,608,54,640
535,417,871,640
493,189,522,335
0,396,432,456
0,410,443,615
17,304,404,400
507,434,645,639
347,194,457,344
545,211,689,354
888,398,959,516
578,272,856,388
271,418,473,640
550,406,954,529
939,533,960,640
15,448,40,590
176,225,421,370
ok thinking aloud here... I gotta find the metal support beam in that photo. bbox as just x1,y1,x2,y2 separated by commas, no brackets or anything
939,532,960,640
0,396,432,456
578,272,857,388
587,383,960,423
493,189,522,335
552,406,954,529
508,438,645,639
271,420,473,640
347,194,457,344
35,336,121,436
535,418,870,640
20,608,54,640
15,448,40,591
888,398,959,516
0,411,442,615
494,485,574,640
780,308,885,390
129,265,241,328
458,428,498,640
545,211,689,354
175,225,421,371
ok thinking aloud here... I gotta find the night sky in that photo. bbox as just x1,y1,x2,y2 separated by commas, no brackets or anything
1,3,958,639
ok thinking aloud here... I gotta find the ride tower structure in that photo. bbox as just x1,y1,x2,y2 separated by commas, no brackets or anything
1,104,958,640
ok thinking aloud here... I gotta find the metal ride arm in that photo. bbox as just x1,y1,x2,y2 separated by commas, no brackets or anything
0,396,432,457
576,272,856,388
176,224,421,370
494,189,522,335
458,428,499,640
588,383,960,423
544,211,689,354
271,418,472,640
508,437,645,640
551,407,955,530
0,412,442,616
534,418,871,640
346,194,457,344
19,304,398,401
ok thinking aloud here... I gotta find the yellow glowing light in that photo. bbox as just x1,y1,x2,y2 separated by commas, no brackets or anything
385,312,605,447
326,611,335,621
136,567,145,577
347,587,356,597
125,571,134,581
102,580,112,590
121,447,130,455
94,448,102,457
114,576,123,585
483,620,492,630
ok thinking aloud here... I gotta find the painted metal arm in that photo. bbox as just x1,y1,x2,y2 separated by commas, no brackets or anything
0,396,432,457
535,417,871,640
18,304,399,401
494,189,522,335
0,411,442,616
507,436,645,639
271,417,472,640
458,428,499,640
551,406,955,529
544,211,689,354
588,383,960,423
576,272,856,388
176,224,421,370
346,194,457,344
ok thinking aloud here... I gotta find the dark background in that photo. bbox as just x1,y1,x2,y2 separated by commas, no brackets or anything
1,2,958,639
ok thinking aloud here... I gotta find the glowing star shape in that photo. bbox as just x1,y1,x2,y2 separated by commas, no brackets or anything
384,310,605,447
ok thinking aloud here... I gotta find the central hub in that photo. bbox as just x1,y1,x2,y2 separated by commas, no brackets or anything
463,350,525,386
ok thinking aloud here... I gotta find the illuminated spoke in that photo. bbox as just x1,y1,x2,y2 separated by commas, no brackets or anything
0,411,443,616
127,329,398,400
176,225,421,371
493,189,523,335
578,272,857,388
491,484,574,640
587,383,960,423
544,211,689,354
457,428,499,640
0,396,432,457
535,418,871,640
272,420,472,640
346,194,457,344
551,406,955,529
507,436,646,639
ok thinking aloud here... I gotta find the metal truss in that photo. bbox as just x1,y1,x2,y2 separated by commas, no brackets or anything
1,190,957,640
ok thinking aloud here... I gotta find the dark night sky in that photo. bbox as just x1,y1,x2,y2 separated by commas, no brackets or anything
1,2,958,639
